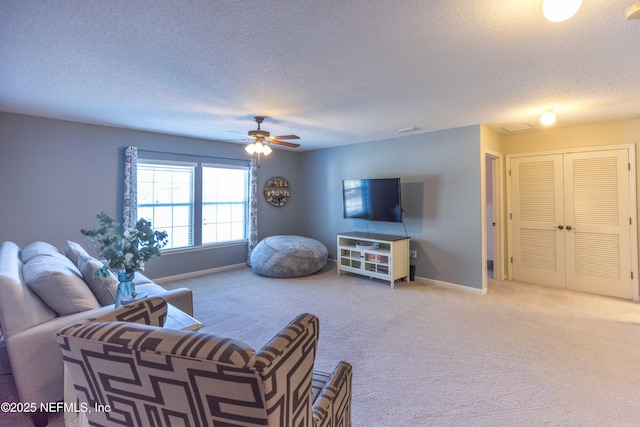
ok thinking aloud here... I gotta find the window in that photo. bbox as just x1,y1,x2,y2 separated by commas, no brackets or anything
202,165,248,244
137,158,248,250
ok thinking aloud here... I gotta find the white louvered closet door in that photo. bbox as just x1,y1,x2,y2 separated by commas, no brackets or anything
564,149,631,299
510,149,633,299
511,155,566,288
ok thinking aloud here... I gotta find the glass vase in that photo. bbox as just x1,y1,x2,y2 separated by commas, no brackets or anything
115,270,135,308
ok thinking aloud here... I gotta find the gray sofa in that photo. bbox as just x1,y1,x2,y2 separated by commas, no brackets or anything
0,240,193,425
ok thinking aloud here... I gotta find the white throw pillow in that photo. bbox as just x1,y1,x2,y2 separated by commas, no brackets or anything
64,240,91,267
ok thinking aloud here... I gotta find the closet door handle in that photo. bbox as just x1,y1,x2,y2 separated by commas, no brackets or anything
557,225,564,230
566,225,573,231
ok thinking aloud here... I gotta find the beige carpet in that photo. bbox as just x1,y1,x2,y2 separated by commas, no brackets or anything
165,264,640,426
3,263,640,426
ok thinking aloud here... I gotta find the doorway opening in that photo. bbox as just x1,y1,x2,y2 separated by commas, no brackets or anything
483,150,503,290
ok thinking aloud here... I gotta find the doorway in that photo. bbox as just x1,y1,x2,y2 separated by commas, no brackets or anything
484,150,504,288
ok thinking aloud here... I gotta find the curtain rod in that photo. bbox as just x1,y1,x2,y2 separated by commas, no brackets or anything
137,148,249,164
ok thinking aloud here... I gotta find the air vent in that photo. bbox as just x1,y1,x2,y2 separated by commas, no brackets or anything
501,124,532,132
396,126,420,133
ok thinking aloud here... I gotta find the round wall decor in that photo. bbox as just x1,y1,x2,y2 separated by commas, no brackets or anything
264,176,290,206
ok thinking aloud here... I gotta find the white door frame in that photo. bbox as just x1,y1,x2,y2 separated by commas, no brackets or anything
482,149,505,292
506,143,639,301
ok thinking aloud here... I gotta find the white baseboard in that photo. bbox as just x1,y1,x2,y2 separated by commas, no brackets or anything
154,263,247,284
155,262,487,296
412,275,487,295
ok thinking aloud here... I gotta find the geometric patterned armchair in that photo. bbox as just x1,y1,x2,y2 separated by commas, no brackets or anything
55,297,352,426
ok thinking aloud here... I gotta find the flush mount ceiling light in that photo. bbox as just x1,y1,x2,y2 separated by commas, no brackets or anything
543,0,583,22
625,2,640,19
540,111,557,126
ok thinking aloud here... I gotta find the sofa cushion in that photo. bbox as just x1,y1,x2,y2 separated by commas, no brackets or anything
135,282,170,296
133,272,154,286
22,241,84,276
21,241,61,263
23,256,100,315
0,242,56,336
77,256,118,306
64,240,90,267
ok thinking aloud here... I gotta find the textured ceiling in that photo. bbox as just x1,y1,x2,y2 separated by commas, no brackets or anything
1,0,639,151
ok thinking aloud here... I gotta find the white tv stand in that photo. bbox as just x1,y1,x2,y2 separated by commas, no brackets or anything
337,232,410,288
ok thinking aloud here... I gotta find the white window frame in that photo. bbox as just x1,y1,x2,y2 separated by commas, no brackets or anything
201,162,249,245
137,157,249,251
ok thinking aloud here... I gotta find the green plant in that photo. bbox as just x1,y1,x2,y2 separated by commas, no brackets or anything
81,212,168,277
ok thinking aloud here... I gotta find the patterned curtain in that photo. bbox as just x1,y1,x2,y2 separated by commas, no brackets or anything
247,158,258,265
123,146,138,230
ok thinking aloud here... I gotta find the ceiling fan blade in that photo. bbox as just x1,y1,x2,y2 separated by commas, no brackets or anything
228,131,256,142
272,134,300,140
270,139,301,148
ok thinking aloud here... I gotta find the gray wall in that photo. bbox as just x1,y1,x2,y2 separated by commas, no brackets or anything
0,113,484,289
0,113,303,278
299,126,484,289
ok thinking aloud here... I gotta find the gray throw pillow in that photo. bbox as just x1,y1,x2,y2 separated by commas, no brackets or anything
77,256,118,306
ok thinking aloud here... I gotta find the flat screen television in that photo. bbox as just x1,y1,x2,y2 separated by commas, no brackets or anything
342,178,403,223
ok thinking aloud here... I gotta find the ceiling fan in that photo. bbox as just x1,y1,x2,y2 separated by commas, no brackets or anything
234,116,301,150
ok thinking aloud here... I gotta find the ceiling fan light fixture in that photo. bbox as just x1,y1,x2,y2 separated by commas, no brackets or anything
241,116,300,158
543,0,582,22
540,111,557,126
246,138,272,157
254,141,264,154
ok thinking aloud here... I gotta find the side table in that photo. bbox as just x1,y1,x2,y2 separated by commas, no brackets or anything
164,302,204,331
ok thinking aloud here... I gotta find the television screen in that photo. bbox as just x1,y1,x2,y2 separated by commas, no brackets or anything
342,178,402,223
